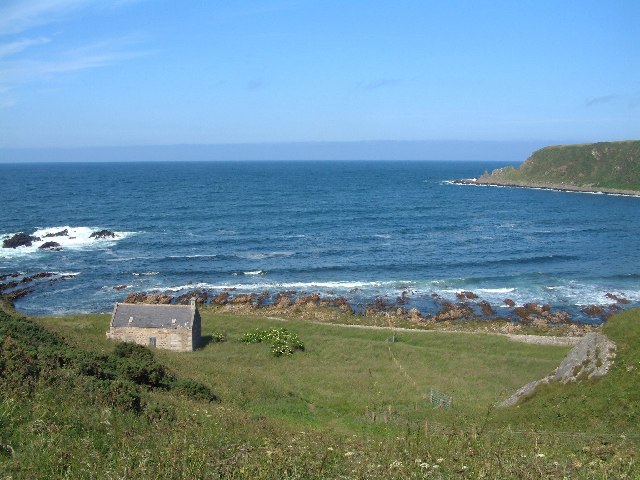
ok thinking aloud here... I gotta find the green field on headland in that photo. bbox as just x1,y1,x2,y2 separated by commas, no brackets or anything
1,299,639,478
476,140,640,193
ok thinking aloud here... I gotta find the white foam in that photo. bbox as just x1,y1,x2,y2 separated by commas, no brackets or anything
476,288,516,294
132,272,159,276
0,226,133,258
239,251,295,260
243,270,265,276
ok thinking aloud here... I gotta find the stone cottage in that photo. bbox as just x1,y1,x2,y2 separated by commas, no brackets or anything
107,299,201,352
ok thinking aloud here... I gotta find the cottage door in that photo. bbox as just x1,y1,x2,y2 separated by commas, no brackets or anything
148,337,156,347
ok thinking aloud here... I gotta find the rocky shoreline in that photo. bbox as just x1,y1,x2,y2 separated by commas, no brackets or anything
115,286,631,336
451,178,640,197
2,272,633,335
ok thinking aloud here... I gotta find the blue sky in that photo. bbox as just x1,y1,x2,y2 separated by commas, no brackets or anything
1,0,639,152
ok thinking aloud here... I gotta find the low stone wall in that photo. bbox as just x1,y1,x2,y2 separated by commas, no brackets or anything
107,326,194,352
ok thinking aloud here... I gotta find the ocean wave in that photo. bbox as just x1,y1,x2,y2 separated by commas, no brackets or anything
0,226,133,258
132,271,159,276
238,251,296,260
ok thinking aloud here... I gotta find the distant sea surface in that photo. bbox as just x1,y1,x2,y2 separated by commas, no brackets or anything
1,160,639,321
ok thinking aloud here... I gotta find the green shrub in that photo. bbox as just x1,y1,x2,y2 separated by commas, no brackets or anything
210,332,226,343
88,377,144,414
241,328,304,357
109,342,173,388
144,401,177,424
171,378,219,402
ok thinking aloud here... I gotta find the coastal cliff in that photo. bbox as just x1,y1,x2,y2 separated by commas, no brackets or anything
474,140,640,194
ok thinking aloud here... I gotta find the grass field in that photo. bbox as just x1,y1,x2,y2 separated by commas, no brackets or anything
2,303,638,478
35,308,570,431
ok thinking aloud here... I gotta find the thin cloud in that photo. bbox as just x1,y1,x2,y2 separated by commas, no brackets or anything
358,78,401,90
0,0,147,36
0,37,51,58
585,94,620,107
0,38,152,109
0,0,87,36
0,0,151,108
1,39,150,83
585,93,640,109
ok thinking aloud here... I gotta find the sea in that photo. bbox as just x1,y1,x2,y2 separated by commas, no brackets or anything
1,160,639,322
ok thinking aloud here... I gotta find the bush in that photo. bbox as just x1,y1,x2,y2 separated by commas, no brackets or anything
241,328,305,357
109,342,173,388
144,401,177,424
88,377,144,414
171,378,219,402
210,332,226,343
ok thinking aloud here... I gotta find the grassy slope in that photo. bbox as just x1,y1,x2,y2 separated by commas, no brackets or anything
497,308,640,433
36,309,570,430
2,304,639,478
483,140,640,191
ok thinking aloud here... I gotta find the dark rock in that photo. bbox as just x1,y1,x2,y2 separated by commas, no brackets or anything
503,298,516,307
0,280,20,293
396,291,410,304
38,241,61,250
294,293,321,307
123,292,172,304
43,229,69,238
2,232,40,248
230,293,256,305
434,301,473,321
176,289,211,305
114,285,128,291
7,286,34,300
211,291,230,305
273,292,293,308
256,291,270,306
31,272,55,279
582,305,605,316
89,229,116,240
605,293,629,304
456,290,478,300
479,301,495,316
0,273,20,281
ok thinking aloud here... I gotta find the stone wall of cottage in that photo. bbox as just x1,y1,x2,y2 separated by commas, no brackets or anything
107,326,194,352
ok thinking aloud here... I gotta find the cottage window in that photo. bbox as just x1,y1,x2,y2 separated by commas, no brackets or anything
128,316,133,323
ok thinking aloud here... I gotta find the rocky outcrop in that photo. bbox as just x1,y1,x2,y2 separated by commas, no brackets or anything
123,292,172,304
479,301,496,316
38,241,61,250
434,302,473,322
89,229,116,239
2,232,40,248
499,332,616,407
43,229,68,238
606,293,629,304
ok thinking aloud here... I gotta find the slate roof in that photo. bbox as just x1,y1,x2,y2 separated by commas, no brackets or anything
111,302,196,329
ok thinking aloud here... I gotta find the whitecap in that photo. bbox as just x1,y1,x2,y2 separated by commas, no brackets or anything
132,272,159,276
0,225,134,259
